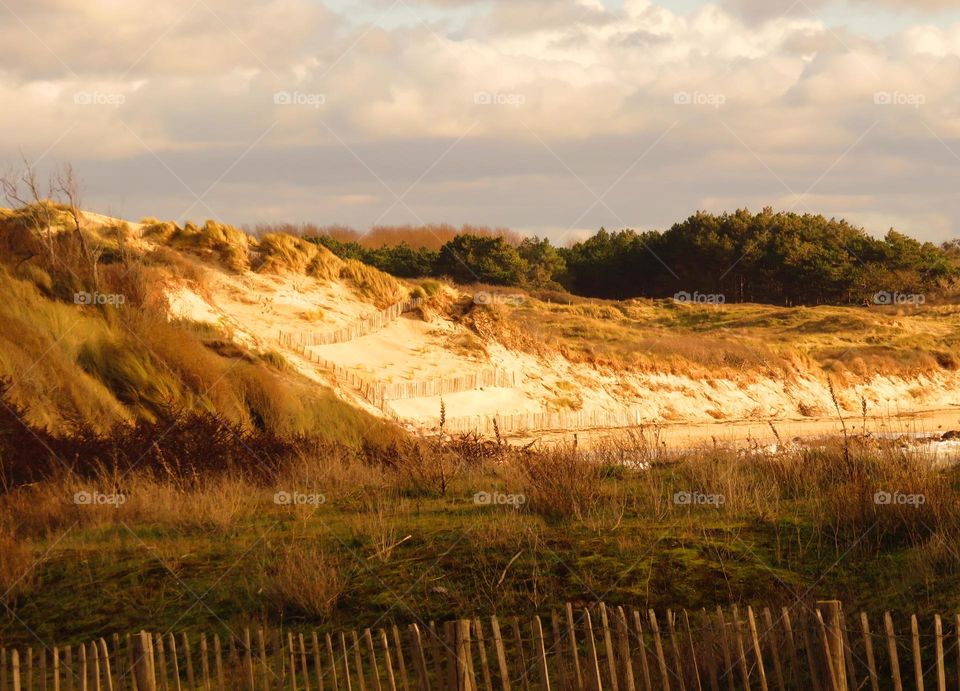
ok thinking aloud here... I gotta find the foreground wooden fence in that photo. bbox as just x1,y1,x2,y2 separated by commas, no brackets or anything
3,599,960,690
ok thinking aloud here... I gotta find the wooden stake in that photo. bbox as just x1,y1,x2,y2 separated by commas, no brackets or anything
798,613,822,691
700,611,719,691
363,630,381,691
883,613,903,691
665,611,686,691
154,636,166,691
729,606,751,691
681,612,701,691
510,619,529,691
489,618,511,691
101,640,115,691
630,609,653,691
531,617,551,691
311,632,325,691
180,635,195,691
409,625,431,691
761,609,784,691
935,614,946,691
288,634,299,691
326,634,339,691
81,643,88,691
567,604,584,691
378,631,397,691
299,634,311,691
714,608,735,691
255,630,269,691
340,632,353,691
66,646,76,691
615,608,637,691
648,610,671,691
162,637,177,691
242,631,255,691
583,610,604,691
212,636,224,691
857,613,879,691
747,607,769,691
199,635,211,691
779,609,798,691
472,620,492,691
351,631,366,691
391,627,409,691
911,615,924,691
132,634,157,691
599,605,620,691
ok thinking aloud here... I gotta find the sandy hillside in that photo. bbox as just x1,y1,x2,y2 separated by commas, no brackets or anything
141,225,960,443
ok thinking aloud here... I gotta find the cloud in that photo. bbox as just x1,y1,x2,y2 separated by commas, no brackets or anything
0,0,959,242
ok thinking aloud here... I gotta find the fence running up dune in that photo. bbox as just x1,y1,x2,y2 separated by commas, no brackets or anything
274,297,651,436
1,599,955,690
278,298,423,348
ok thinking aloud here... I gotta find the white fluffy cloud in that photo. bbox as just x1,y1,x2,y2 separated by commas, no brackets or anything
1,0,959,241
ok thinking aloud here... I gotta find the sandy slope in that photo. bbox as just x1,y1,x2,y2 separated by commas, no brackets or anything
149,237,960,442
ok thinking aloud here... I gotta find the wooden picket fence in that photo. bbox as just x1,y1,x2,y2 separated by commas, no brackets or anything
3,599,959,690
375,369,517,403
278,299,422,348
438,408,647,436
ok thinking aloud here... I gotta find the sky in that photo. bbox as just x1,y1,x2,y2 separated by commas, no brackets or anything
2,0,960,244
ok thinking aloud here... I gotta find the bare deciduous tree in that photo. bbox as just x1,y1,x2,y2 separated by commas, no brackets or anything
0,153,55,260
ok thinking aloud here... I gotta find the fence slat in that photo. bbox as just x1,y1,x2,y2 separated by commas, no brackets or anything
858,613,879,691
583,610,604,691
132,634,156,691
531,617,550,691
648,610,671,691
730,606,750,691
378,630,397,691
911,615,924,691
747,607,769,691
935,615,946,691
714,608,734,691
761,609,784,691
489,618,511,691
180,635,196,691
566,604,584,691
472,620,492,691
599,605,619,691
883,613,903,691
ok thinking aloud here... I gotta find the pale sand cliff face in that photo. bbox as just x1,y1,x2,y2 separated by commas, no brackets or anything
157,248,960,444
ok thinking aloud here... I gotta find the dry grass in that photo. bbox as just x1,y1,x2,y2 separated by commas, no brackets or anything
0,529,35,607
475,295,960,379
268,542,348,618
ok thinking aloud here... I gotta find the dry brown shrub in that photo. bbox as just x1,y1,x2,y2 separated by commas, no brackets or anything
268,542,348,618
